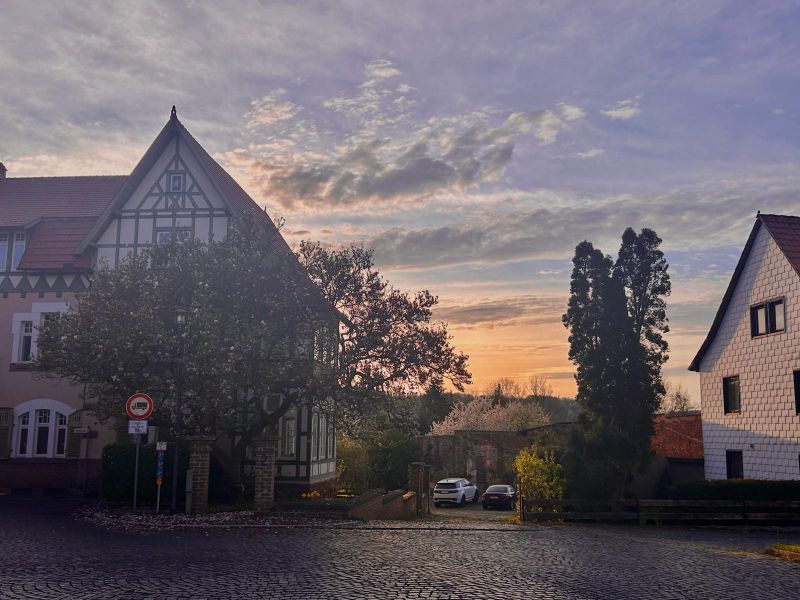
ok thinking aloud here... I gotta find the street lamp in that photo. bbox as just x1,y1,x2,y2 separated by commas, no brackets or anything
170,306,187,513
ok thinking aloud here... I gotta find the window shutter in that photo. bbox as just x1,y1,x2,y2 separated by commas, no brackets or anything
0,408,12,460
65,410,84,460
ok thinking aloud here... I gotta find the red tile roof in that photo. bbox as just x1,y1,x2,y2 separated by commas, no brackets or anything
0,176,126,226
17,217,97,270
652,413,703,459
0,176,125,272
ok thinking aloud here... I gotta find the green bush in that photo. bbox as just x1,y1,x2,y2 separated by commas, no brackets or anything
336,436,369,495
514,446,566,510
365,429,421,491
101,442,188,505
672,479,800,501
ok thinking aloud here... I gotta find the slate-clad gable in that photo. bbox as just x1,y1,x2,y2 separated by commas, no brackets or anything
690,213,800,481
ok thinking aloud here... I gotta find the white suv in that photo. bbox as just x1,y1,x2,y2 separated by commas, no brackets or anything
433,478,479,507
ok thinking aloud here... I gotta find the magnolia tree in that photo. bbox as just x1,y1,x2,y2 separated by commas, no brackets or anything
430,395,549,434
36,219,338,476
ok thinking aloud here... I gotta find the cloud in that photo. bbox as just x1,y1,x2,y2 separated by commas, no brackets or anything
558,103,586,122
366,167,800,269
250,105,579,210
575,148,604,158
601,96,641,120
434,295,566,328
246,90,302,129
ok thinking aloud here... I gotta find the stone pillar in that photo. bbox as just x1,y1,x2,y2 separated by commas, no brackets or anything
187,436,214,515
253,433,278,514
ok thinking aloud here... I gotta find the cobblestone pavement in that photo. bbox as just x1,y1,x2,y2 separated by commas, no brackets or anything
1,498,799,599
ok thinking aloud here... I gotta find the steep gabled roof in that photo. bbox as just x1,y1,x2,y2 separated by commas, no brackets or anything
689,213,800,371
75,108,339,320
0,176,125,227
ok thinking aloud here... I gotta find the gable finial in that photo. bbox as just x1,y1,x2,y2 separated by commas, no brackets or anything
171,105,177,119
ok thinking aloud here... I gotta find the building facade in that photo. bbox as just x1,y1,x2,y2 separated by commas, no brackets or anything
0,109,338,495
690,213,800,480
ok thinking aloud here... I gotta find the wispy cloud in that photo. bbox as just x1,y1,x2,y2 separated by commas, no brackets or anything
575,148,604,158
601,96,641,120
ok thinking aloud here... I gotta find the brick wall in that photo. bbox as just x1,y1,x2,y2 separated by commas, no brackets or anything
699,225,800,480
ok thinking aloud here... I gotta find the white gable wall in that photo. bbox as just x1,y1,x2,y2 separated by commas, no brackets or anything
698,224,800,480
94,135,231,268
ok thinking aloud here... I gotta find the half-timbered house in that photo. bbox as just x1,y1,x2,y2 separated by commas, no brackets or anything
0,108,339,497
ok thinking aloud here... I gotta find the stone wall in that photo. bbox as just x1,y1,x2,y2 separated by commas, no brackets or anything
699,225,800,480
418,423,573,487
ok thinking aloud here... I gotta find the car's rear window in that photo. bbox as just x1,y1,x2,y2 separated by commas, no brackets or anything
436,483,457,489
486,485,509,492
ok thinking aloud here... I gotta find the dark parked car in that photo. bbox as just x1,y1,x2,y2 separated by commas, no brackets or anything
481,484,516,510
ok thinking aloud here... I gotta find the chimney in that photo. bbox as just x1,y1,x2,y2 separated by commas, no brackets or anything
0,162,6,179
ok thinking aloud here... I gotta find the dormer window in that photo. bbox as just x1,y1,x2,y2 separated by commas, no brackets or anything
750,299,785,336
12,231,25,270
0,233,8,270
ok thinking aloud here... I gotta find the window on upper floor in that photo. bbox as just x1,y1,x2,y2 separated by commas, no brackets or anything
794,371,800,415
169,173,185,193
750,299,784,337
0,232,8,270
722,375,740,414
726,450,743,479
19,321,33,363
156,227,193,245
12,231,25,270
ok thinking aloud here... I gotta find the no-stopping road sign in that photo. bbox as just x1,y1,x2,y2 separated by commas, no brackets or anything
125,393,154,420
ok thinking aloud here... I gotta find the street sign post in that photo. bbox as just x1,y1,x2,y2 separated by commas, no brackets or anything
128,419,148,514
155,441,167,514
126,392,154,515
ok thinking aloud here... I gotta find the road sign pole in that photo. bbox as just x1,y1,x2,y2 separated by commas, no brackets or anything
155,441,166,514
133,432,141,514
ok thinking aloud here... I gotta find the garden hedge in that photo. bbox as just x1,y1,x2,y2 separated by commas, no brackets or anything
671,479,800,501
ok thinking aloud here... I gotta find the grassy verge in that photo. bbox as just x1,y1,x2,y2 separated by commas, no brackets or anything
768,543,800,561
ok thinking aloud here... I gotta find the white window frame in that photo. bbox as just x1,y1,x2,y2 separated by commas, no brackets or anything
12,399,74,458
0,232,8,271
327,418,335,459
311,412,319,461
280,412,297,458
319,414,327,459
19,320,33,363
11,231,25,270
10,302,69,363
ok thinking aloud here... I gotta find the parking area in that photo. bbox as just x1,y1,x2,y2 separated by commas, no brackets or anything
430,497,516,522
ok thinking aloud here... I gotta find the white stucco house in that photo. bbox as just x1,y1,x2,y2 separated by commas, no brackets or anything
689,213,800,480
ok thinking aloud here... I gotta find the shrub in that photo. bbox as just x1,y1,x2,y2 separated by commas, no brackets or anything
365,429,421,491
514,446,566,510
671,479,800,501
101,442,188,505
336,435,369,495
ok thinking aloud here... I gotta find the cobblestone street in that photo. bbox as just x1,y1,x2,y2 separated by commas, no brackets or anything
1,498,799,599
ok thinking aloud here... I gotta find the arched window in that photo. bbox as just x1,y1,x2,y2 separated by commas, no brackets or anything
13,400,73,458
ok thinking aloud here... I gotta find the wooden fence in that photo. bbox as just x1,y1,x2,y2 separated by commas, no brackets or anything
520,498,800,525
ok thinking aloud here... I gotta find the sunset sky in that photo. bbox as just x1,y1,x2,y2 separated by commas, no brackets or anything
3,1,800,401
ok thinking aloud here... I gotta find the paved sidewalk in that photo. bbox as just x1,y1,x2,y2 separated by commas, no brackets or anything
1,497,799,599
